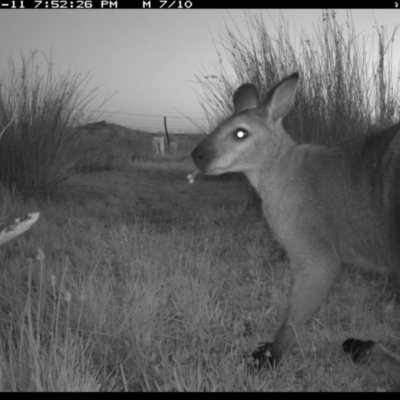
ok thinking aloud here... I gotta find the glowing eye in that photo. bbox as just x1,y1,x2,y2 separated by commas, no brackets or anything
234,129,248,140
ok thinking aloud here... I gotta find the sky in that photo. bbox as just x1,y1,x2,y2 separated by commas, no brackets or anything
0,8,400,133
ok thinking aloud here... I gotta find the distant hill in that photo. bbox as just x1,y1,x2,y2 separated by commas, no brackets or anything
75,122,204,171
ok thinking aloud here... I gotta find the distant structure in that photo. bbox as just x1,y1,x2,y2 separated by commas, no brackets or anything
152,136,164,155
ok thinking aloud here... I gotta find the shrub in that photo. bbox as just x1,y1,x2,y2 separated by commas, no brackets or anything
0,50,103,199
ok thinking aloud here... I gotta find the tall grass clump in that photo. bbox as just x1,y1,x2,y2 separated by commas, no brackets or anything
0,50,103,199
197,10,400,145
0,247,101,391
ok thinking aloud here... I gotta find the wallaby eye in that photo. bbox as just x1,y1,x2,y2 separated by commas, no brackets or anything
234,129,249,140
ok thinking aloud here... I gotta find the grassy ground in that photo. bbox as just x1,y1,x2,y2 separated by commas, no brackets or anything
0,159,399,391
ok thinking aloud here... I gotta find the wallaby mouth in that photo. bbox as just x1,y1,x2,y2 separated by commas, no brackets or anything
189,142,210,182
191,143,226,177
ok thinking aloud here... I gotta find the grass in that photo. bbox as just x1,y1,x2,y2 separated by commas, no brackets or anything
197,10,400,145
1,9,400,391
1,160,399,391
0,50,105,199
75,123,203,172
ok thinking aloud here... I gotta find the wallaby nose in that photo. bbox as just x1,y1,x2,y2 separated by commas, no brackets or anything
191,146,206,167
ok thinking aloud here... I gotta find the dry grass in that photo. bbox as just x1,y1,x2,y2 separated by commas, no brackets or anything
0,50,107,199
0,161,399,391
197,10,400,145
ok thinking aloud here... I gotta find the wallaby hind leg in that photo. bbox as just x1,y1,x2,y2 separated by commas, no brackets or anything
251,253,341,368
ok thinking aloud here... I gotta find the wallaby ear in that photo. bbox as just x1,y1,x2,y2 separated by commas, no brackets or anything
266,72,299,121
233,84,260,113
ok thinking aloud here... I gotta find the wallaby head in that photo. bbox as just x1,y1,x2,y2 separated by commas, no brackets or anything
191,73,299,185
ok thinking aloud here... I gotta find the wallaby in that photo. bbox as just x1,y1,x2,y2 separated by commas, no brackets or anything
190,72,400,368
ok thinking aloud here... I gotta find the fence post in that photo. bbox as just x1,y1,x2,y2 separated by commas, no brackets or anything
164,116,171,149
